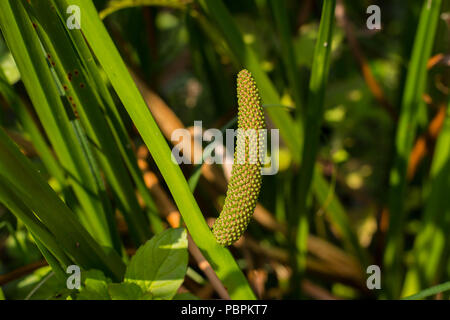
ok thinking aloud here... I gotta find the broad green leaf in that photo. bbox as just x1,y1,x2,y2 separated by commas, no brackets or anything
77,270,112,300
125,228,188,300
108,282,146,300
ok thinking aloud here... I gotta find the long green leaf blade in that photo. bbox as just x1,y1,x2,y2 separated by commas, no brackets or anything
63,0,255,299
294,0,336,283
0,0,116,249
0,128,125,280
384,0,442,298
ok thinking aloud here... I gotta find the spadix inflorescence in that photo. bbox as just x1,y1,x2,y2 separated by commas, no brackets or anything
212,69,265,246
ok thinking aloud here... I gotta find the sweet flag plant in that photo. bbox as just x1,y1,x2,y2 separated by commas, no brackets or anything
212,70,265,246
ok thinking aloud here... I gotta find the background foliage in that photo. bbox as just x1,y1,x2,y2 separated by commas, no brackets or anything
0,0,449,300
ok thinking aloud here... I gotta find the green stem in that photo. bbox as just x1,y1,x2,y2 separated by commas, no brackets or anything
293,0,336,293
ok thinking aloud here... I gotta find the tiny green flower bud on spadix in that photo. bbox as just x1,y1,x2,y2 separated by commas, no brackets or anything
212,69,265,246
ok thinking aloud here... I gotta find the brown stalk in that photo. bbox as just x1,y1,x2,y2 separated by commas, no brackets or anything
241,236,364,288
407,51,449,180
407,103,447,180
247,269,267,299
0,260,47,286
427,53,446,69
4,129,37,157
301,279,341,300
268,261,349,299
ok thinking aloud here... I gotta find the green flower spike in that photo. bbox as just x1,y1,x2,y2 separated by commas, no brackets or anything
212,69,265,246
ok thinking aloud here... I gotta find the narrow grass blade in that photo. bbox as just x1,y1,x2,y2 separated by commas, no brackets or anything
0,0,116,249
269,0,304,115
0,181,72,269
0,67,65,184
402,281,450,300
0,221,28,261
33,237,69,283
294,0,336,281
100,0,192,20
384,0,442,298
27,0,150,246
0,128,125,280
49,2,164,234
197,0,302,162
403,99,450,296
